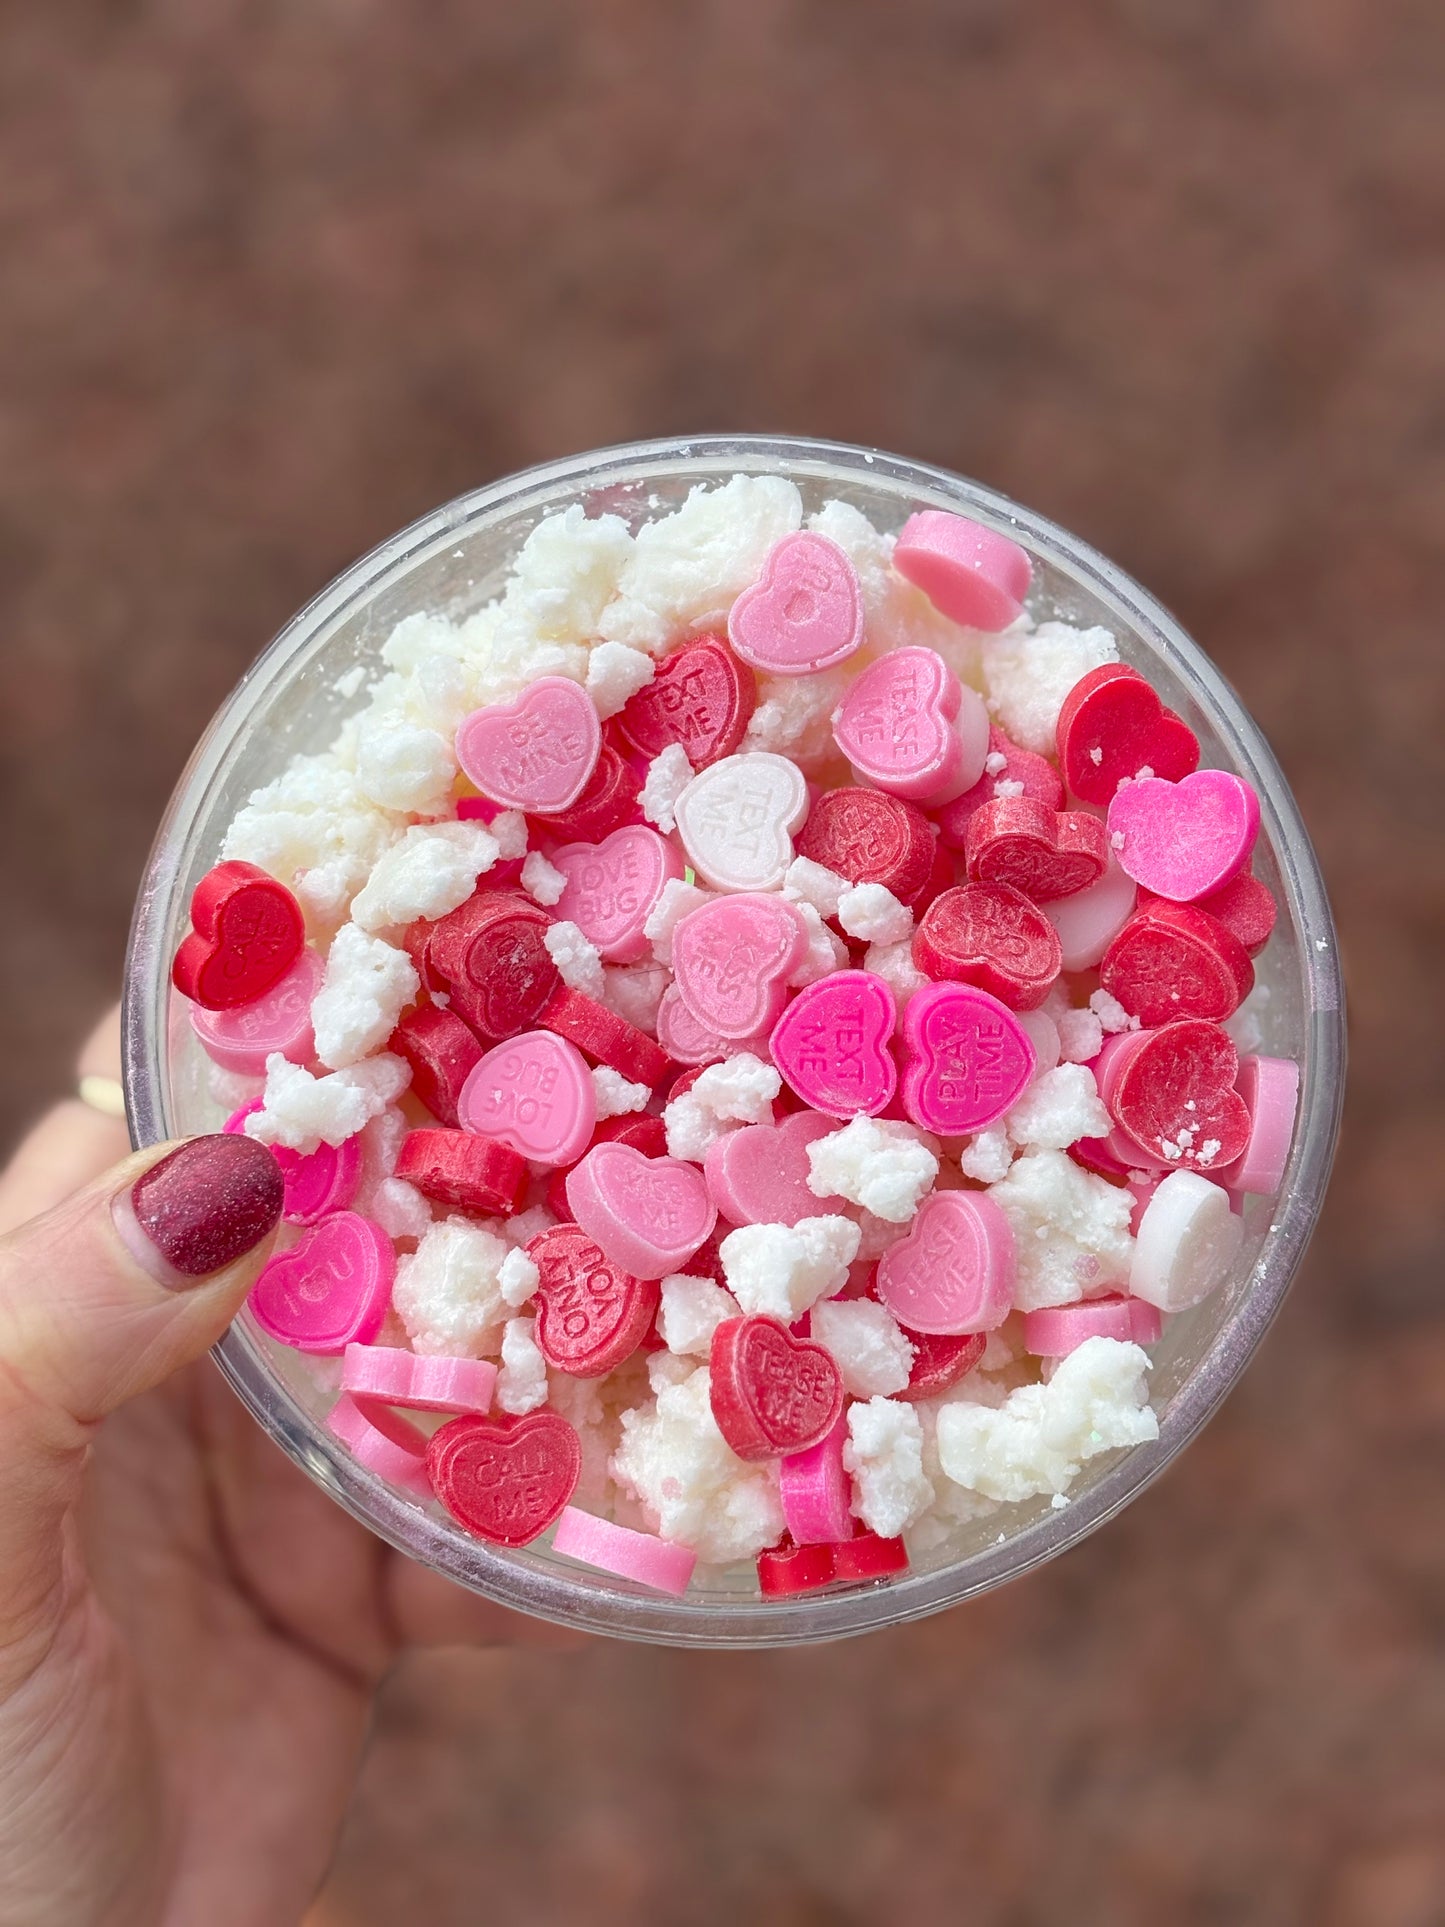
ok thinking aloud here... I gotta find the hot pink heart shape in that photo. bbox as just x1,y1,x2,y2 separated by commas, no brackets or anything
551,824,683,963
566,1141,718,1280
249,1211,394,1354
769,970,898,1120
727,531,864,676
1106,770,1260,903
832,646,988,805
671,894,809,1040
458,1030,597,1167
704,1109,845,1226
454,676,601,814
899,982,1036,1134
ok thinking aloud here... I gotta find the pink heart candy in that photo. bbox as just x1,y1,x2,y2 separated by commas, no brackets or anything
191,947,323,1076
874,1190,1016,1335
704,1108,846,1226
673,751,809,893
327,1393,434,1498
455,676,602,814
655,985,771,1067
565,1141,717,1280
899,982,1036,1133
223,1100,363,1226
892,510,1033,633
832,645,988,807
769,970,898,1120
551,824,683,963
671,894,809,1041
1106,770,1260,903
727,531,864,677
249,1211,395,1354
779,1412,854,1544
342,1342,498,1416
458,1030,596,1166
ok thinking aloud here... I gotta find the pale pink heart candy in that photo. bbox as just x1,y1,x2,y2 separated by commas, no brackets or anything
454,676,602,814
552,1506,697,1595
673,751,809,892
250,1212,394,1354
779,1413,853,1545
899,983,1035,1134
1217,1055,1299,1197
1022,1295,1162,1358
655,985,771,1067
727,531,864,676
704,1109,846,1226
769,970,898,1120
671,894,809,1041
191,947,323,1075
551,824,683,963
832,645,988,806
223,1100,363,1226
458,1030,596,1166
1128,1169,1243,1312
893,511,1033,632
327,1393,433,1498
874,1190,1015,1335
1106,770,1260,903
565,1141,717,1280
342,1342,497,1416
1042,854,1137,971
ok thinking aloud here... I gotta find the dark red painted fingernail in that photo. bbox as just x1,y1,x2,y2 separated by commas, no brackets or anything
123,1135,284,1281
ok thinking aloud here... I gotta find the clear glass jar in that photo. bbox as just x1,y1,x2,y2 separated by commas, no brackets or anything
122,435,1345,1646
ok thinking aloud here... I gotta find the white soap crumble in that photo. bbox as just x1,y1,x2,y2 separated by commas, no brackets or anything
353,713,455,816
744,667,849,768
719,1216,862,1321
488,810,529,861
543,920,606,999
983,621,1119,755
585,640,656,718
498,1246,541,1310
392,1217,512,1357
350,821,500,933
783,855,849,919
246,1051,410,1154
640,743,695,835
993,777,1025,799
663,1092,731,1164
1226,981,1271,1055
958,1126,1015,1184
310,923,419,1070
521,849,567,906
788,900,850,986
333,664,367,699
864,938,928,1011
837,882,914,946
496,1316,549,1414
1057,1006,1106,1064
985,749,1008,777
591,1065,650,1120
659,1274,740,1357
807,1114,939,1223
611,1367,785,1564
935,1337,1157,1502
844,1397,934,1537
471,505,635,700
812,1299,915,1399
222,750,403,925
643,875,711,964
602,960,668,1034
357,1175,433,1243
1090,988,1139,1034
502,1205,557,1249
688,1052,781,1125
986,1150,1134,1311
1005,1064,1112,1151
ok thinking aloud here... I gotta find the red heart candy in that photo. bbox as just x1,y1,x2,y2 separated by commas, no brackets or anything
912,881,1063,1011
617,636,757,768
388,1004,483,1126
1100,900,1253,1027
427,1410,581,1547
709,1315,845,1461
527,740,642,845
1140,870,1277,958
935,727,1065,850
527,1223,660,1376
428,892,561,1042
172,861,306,1011
1056,663,1200,806
1109,1019,1251,1174
757,1536,836,1597
829,1529,909,1582
395,1127,529,1216
964,798,1108,902
541,985,670,1087
795,786,937,904
893,1328,987,1403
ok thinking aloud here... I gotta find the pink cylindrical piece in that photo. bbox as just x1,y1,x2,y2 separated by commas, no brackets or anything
780,1414,854,1545
190,947,323,1075
551,1506,698,1595
342,1342,497,1416
327,1393,434,1497
892,511,1032,633
1217,1055,1299,1197
1022,1295,1162,1357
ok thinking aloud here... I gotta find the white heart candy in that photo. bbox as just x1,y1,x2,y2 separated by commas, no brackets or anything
673,752,809,893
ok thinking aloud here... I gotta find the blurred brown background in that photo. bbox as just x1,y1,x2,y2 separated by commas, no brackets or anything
2,3,1443,1922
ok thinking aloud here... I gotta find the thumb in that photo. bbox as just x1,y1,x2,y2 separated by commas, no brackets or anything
0,1133,284,1654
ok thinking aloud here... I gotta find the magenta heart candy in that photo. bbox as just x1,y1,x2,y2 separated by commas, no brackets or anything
778,1412,853,1544
655,985,771,1067
458,1030,597,1166
249,1211,394,1354
728,531,864,676
832,645,989,807
454,676,601,814
1105,770,1260,903
769,970,898,1120
565,1141,717,1280
222,1101,363,1227
874,1190,1016,1335
704,1109,846,1226
551,824,684,963
671,893,809,1041
899,982,1036,1133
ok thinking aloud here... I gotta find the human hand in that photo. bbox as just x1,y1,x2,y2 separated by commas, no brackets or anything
0,1012,564,1927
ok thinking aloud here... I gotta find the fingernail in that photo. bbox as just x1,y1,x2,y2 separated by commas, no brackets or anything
116,1135,284,1285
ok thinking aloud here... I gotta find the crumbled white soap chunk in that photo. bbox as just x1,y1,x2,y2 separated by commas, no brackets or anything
310,923,419,1070
864,939,928,1011
688,1053,781,1125
350,821,500,933
1005,1064,1111,1151
983,621,1119,755
246,1051,410,1154
602,961,668,1034
1057,1006,1105,1064
599,474,803,653
719,1216,861,1321
986,1150,1134,1311
812,1299,915,1399
543,920,605,999
659,1274,740,1357
844,1397,934,1537
1130,1170,1243,1311
788,901,849,987
496,1317,549,1414
470,506,635,701
353,714,455,816
935,1337,1157,1501
358,1176,432,1243
1090,988,1139,1034
585,640,656,718
906,1402,1001,1551
591,1066,650,1120
663,1093,729,1164
521,849,567,906
222,751,402,925
644,876,711,964
640,744,695,834
958,1126,1014,1184
611,1367,785,1564
333,665,367,700
392,1217,512,1356
783,856,849,919
807,1115,939,1223
488,810,529,860
502,1205,556,1249
837,882,913,946
745,668,849,768
498,1246,540,1310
